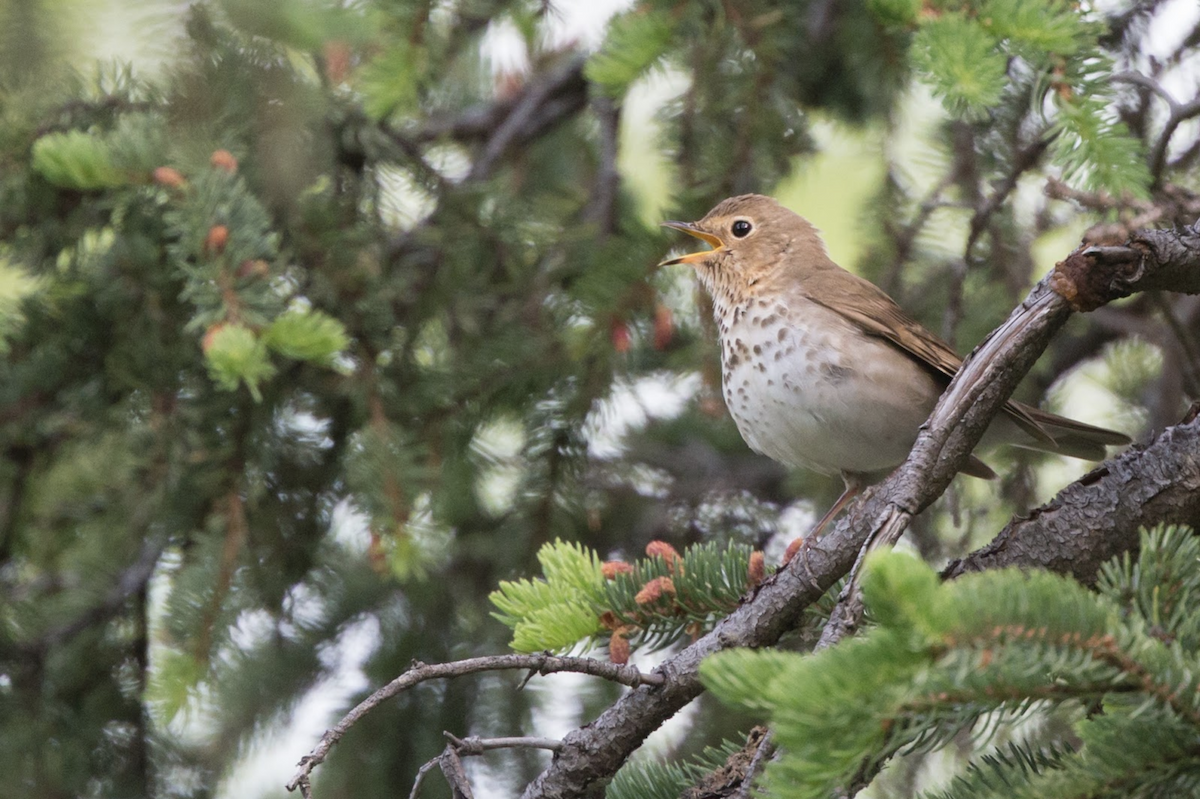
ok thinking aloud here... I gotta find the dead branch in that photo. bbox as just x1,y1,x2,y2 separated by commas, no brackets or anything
287,653,661,793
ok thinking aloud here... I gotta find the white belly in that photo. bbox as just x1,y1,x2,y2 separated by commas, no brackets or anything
719,298,942,478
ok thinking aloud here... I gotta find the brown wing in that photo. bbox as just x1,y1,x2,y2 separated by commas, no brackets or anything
800,266,1057,446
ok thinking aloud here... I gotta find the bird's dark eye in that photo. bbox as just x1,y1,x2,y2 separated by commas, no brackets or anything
731,219,753,238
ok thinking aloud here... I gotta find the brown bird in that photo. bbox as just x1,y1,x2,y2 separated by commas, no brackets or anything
661,194,1130,538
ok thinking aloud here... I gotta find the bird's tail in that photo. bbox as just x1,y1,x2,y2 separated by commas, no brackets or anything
1007,403,1131,461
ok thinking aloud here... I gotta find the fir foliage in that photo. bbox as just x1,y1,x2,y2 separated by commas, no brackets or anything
0,260,42,354
490,539,608,653
599,540,758,651
585,8,675,97
31,129,127,189
262,306,350,366
912,14,1008,120
608,737,746,799
878,0,1151,196
702,526,1200,799
203,322,277,399
491,538,760,655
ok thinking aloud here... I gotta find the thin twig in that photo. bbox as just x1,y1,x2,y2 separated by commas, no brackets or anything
407,758,441,799
1151,294,1200,395
443,733,562,754
1113,72,1200,184
965,136,1052,256
944,135,1050,344
468,55,588,181
408,735,563,799
406,56,586,148
287,653,660,792
30,531,169,652
883,171,956,295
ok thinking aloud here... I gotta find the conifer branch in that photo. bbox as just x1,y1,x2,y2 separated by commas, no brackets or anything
945,403,1200,584
406,736,566,799
286,653,662,794
24,531,168,652
437,745,472,799
405,55,588,149
466,55,589,182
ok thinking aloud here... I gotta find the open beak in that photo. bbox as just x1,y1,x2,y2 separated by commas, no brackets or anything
658,221,725,266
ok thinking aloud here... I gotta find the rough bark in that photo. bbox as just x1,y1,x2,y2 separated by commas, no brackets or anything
945,404,1200,584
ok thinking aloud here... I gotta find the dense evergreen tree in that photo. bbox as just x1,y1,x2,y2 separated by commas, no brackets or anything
1,1,1198,797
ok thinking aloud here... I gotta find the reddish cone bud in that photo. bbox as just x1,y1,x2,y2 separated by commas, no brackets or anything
323,40,352,84
210,150,238,174
634,576,675,605
367,529,388,574
645,540,681,571
153,166,186,188
610,319,630,353
783,536,805,564
602,561,633,580
598,610,620,630
204,225,229,256
748,551,765,587
652,304,673,350
609,633,630,665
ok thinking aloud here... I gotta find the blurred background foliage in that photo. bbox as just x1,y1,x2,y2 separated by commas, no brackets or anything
0,0,1198,797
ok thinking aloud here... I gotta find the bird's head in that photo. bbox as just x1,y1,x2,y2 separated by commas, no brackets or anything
658,194,829,301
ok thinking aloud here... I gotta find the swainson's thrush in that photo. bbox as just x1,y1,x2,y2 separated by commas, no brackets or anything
661,194,1130,536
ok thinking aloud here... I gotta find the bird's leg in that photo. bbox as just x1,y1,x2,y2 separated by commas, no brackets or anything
791,473,866,591
809,473,865,539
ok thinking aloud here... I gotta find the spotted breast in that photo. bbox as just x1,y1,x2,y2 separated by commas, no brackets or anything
717,293,944,480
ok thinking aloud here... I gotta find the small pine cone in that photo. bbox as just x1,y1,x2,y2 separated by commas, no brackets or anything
601,561,633,580
322,39,352,84
609,632,630,665
698,395,724,417
634,576,676,605
210,150,238,174
652,304,673,350
153,166,186,188
747,550,765,587
783,537,804,564
610,318,630,353
203,225,229,256
645,540,681,572
236,259,270,279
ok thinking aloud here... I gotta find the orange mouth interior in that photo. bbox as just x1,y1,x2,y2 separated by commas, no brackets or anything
658,221,724,266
